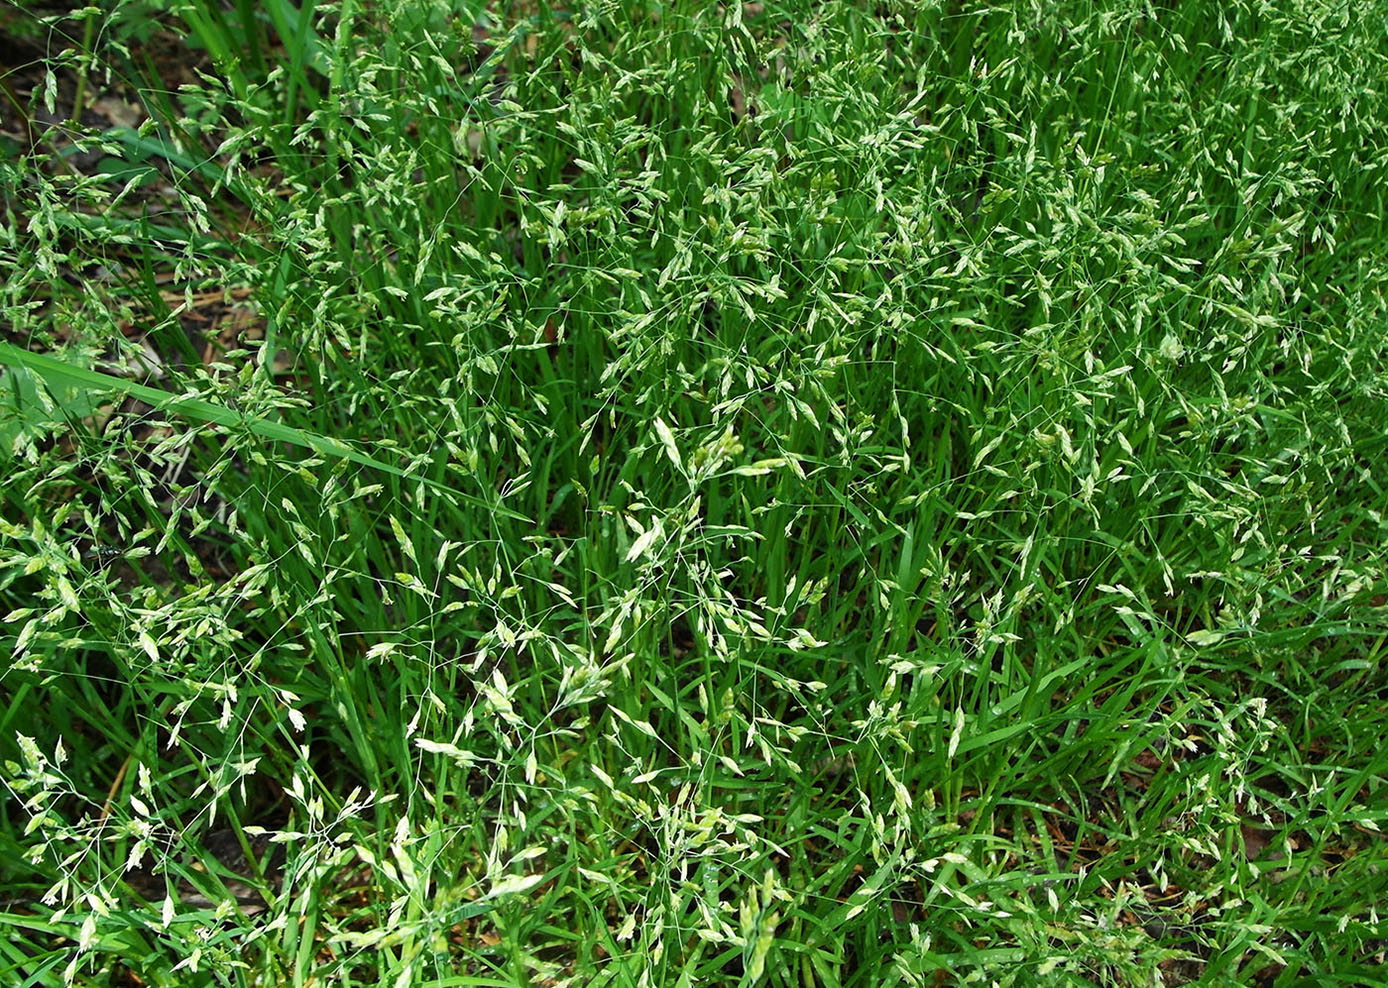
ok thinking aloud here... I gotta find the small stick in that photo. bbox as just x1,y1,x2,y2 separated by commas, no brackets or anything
98,752,135,824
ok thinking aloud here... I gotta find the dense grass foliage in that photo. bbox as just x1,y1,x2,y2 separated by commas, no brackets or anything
3,1,1387,984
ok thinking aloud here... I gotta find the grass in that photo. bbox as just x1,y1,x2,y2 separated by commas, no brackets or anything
1,0,1386,985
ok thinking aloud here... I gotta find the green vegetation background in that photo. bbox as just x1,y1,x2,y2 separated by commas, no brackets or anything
2,1,1386,985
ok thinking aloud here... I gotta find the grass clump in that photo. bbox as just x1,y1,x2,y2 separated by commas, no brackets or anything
2,1,1387,985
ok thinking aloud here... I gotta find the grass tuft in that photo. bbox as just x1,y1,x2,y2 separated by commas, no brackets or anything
2,1,1387,985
